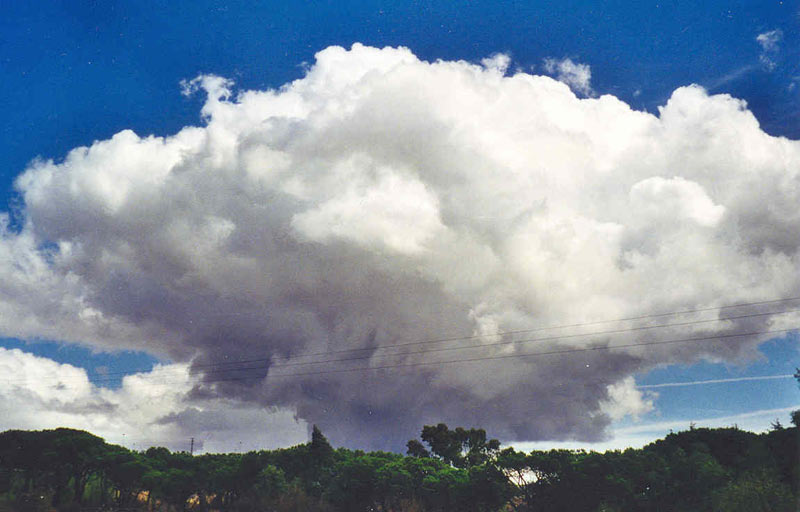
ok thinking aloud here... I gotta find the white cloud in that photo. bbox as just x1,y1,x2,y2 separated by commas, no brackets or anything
756,29,783,71
291,160,445,254
637,374,794,389
0,44,799,448
756,29,782,52
599,377,655,421
759,55,777,72
480,53,511,75
613,406,799,436
0,347,307,453
513,406,800,452
543,57,593,96
629,176,726,227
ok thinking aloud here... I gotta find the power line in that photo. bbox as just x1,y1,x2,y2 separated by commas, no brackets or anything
74,305,800,386
28,324,800,390
39,294,800,383
77,301,800,386
189,295,800,369
58,326,793,389
192,327,797,384
1,299,797,387
192,306,800,375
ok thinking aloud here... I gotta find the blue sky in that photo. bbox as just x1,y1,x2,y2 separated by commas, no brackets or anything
0,1,798,451
2,0,798,211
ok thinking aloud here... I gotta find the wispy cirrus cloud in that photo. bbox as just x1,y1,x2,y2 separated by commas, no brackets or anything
756,29,783,71
756,29,783,52
638,374,794,389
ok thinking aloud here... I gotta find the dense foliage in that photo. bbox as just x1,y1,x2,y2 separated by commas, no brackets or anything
0,416,796,511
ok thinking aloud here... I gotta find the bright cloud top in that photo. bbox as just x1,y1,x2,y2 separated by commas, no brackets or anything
1,43,799,449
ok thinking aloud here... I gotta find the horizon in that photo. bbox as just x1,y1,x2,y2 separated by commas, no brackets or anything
2,411,795,457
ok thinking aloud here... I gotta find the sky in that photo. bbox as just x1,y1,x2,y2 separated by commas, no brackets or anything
0,0,798,453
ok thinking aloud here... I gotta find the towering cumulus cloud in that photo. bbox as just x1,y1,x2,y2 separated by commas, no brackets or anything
2,44,799,449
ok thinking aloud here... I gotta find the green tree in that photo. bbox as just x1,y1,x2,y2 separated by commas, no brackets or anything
104,450,147,507
406,439,430,458
311,425,334,464
411,424,501,468
255,464,288,500
325,454,384,511
713,469,794,512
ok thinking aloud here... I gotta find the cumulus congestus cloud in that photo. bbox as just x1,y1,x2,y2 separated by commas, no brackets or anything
2,43,800,449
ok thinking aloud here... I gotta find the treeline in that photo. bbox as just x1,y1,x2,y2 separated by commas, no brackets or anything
0,415,797,512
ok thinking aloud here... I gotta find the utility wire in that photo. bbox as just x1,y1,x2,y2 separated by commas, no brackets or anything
1,299,797,387
71,297,800,382
189,295,800,369
75,305,800,386
33,326,796,389
190,327,797,384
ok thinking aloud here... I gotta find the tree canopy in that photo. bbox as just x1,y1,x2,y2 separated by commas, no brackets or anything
0,415,797,512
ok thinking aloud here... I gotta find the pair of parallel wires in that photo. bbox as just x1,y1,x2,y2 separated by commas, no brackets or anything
1,296,798,388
